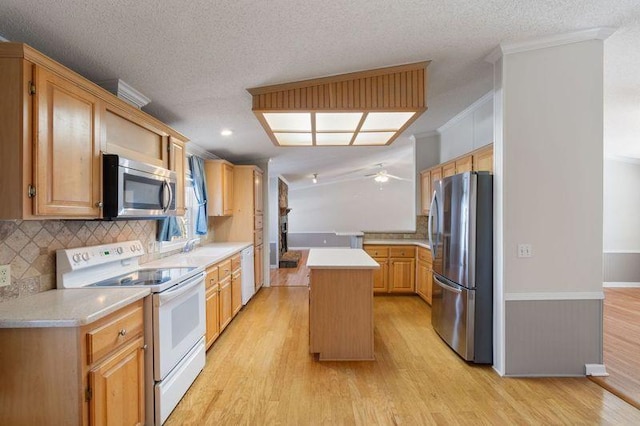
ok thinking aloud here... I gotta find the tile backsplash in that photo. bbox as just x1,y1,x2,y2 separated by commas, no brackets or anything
0,219,215,303
363,215,428,240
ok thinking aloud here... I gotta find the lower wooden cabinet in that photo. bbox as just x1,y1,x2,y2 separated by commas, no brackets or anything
0,298,146,425
231,269,242,317
89,337,145,426
389,258,416,293
372,258,389,293
206,283,220,349
416,259,433,305
219,276,232,332
255,244,264,290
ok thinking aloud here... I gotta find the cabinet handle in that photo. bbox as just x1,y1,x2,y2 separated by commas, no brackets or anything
142,344,148,351
96,201,104,208
118,329,127,337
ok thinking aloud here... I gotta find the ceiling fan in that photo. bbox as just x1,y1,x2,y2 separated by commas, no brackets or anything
364,164,407,183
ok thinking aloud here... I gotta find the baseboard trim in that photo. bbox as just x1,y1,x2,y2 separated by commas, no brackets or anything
504,292,604,301
603,282,640,288
585,364,609,377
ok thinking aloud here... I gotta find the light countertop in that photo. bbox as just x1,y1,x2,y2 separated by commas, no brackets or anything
364,239,430,249
143,241,252,271
307,248,379,269
0,288,150,328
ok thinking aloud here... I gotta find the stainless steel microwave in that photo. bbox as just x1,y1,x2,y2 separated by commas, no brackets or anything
103,154,177,219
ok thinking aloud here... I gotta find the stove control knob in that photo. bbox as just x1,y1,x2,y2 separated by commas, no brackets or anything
72,253,81,263
116,247,124,255
131,244,137,252
82,252,90,261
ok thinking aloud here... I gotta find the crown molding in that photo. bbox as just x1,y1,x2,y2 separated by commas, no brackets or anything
413,130,439,140
186,143,219,160
437,91,493,134
485,27,617,64
96,78,151,109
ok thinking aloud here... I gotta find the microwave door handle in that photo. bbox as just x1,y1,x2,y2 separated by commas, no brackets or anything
167,179,174,211
161,180,170,211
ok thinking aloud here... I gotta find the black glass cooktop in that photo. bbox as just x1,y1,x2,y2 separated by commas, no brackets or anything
88,267,197,287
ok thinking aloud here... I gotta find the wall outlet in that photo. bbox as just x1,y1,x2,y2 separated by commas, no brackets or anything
517,244,533,258
148,241,156,253
0,265,11,288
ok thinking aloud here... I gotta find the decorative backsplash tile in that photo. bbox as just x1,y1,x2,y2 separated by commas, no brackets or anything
363,215,429,240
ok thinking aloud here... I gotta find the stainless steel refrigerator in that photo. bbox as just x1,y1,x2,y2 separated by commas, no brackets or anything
428,171,493,363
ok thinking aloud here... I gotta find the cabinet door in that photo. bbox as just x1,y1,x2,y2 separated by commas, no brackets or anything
372,258,389,294
169,137,186,216
416,260,432,304
389,258,415,293
219,277,232,332
206,285,220,349
442,162,456,178
223,163,234,216
420,170,431,215
231,270,242,317
431,167,442,189
455,155,473,174
34,66,101,217
254,244,263,290
89,337,145,426
473,145,493,173
254,169,263,215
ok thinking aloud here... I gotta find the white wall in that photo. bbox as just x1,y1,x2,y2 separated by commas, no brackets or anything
414,132,440,214
502,40,604,295
604,157,640,251
288,176,415,233
439,93,494,162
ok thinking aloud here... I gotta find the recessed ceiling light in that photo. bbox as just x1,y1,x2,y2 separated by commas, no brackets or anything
221,129,233,136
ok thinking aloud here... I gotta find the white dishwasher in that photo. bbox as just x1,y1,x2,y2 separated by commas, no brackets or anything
241,245,255,305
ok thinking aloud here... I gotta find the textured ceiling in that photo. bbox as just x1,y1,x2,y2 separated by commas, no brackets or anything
1,0,639,185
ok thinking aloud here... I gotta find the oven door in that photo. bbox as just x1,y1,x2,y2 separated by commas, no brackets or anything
152,272,205,381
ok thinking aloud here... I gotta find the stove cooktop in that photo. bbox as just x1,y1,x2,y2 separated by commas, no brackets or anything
87,267,198,288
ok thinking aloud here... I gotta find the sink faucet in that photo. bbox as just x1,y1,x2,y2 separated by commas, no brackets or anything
183,239,198,253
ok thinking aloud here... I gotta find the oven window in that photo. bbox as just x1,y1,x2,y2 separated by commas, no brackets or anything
172,292,200,348
123,174,163,209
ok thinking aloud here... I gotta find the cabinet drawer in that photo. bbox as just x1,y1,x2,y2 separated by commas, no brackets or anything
86,301,144,365
417,247,432,263
231,254,241,272
254,214,263,230
254,230,263,246
389,246,415,258
206,266,219,289
364,246,389,258
218,259,232,280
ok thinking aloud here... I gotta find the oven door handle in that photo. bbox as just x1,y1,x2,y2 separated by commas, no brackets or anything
157,272,204,305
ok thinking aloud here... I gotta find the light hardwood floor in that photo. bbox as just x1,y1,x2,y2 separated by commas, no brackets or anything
590,287,640,409
270,249,310,287
167,288,640,424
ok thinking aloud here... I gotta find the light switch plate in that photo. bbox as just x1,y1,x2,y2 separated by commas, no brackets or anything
517,244,533,258
0,265,11,287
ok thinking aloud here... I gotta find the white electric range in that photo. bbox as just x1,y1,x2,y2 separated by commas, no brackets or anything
57,240,206,425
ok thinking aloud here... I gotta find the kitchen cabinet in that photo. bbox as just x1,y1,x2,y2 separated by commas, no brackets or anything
205,159,234,216
442,161,456,178
169,136,187,216
455,155,473,173
416,247,433,305
420,170,431,215
364,245,415,294
473,144,493,173
0,298,146,425
431,167,442,189
232,269,242,317
0,43,189,220
219,275,232,332
205,265,220,349
211,165,265,290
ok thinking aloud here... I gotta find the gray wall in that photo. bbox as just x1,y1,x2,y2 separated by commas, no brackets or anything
603,253,640,283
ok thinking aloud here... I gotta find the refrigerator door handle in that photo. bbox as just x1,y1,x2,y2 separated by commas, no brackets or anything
428,190,438,257
433,275,462,294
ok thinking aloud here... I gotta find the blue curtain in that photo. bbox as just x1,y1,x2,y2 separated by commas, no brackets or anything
190,155,208,235
156,216,182,241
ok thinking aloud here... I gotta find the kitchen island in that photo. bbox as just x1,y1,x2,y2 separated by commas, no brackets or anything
307,248,379,361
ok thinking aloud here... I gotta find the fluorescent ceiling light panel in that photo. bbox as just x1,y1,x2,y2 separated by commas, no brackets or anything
353,132,396,145
315,113,363,131
315,133,353,145
360,112,416,131
263,113,311,131
273,132,312,146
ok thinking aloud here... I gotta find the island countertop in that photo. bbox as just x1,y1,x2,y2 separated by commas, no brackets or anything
307,248,379,269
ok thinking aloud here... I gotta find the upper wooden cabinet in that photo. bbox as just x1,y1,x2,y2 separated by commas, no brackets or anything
34,66,102,218
442,161,456,178
254,169,263,215
455,155,473,174
169,137,187,216
0,43,189,220
420,170,431,215
205,160,234,216
473,144,493,173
